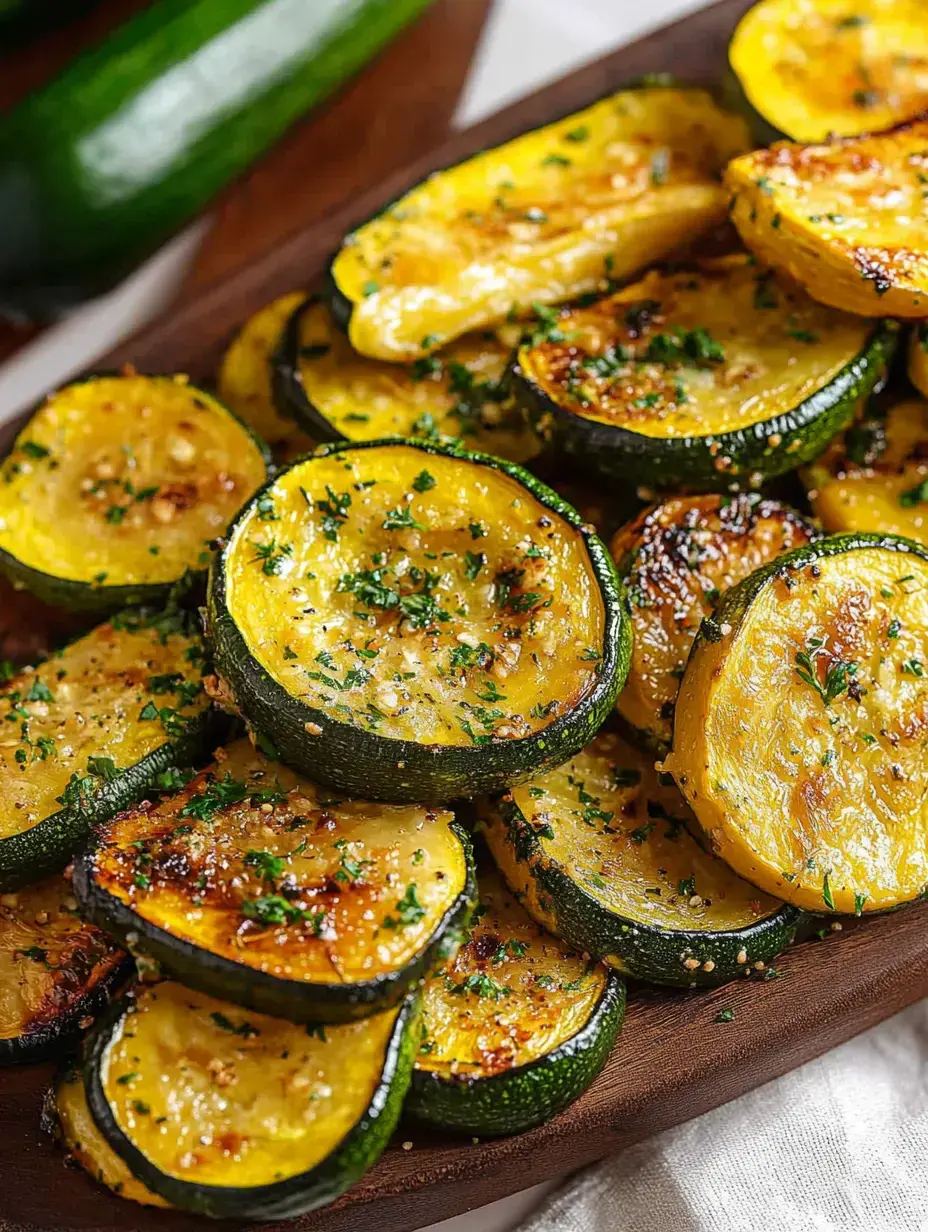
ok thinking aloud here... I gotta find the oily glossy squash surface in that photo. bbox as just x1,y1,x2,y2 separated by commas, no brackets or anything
0,375,267,587
330,88,749,360
55,1067,168,1208
515,255,872,439
611,494,817,749
805,399,928,543
218,292,308,444
667,541,928,912
730,0,928,141
291,300,538,463
497,732,784,934
726,122,928,317
223,445,606,747
88,739,468,986
0,875,122,1041
0,622,208,842
416,871,605,1079
98,981,402,1188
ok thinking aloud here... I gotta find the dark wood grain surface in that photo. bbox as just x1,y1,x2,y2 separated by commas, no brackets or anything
5,3,926,1231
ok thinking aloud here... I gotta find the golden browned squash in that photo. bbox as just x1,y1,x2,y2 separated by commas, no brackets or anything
726,121,928,318
611,493,818,752
729,0,928,142
665,534,928,913
803,398,928,543
328,87,750,360
217,291,308,444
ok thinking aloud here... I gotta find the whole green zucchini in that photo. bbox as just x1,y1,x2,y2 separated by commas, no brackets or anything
0,0,433,319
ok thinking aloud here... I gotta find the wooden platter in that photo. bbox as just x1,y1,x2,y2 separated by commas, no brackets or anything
5,2,928,1230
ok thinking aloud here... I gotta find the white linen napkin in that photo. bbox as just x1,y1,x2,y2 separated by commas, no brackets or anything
516,999,928,1232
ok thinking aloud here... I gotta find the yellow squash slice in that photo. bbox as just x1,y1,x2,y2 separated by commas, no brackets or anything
666,535,928,913
726,121,928,318
804,398,928,543
611,493,818,751
329,87,750,360
730,0,928,142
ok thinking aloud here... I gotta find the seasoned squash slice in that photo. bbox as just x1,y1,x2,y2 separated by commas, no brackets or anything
804,398,928,543
0,875,126,1064
665,533,928,913
328,87,750,361
52,1066,168,1208
207,440,628,802
273,297,539,464
217,291,308,444
729,0,928,142
75,738,475,1024
612,494,819,752
726,122,928,318
83,982,420,1220
0,374,269,611
408,869,624,1136
0,617,214,888
483,731,800,986
511,255,894,489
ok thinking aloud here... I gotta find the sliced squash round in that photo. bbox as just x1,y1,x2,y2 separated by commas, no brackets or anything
511,255,897,489
327,86,750,361
728,0,928,143
0,617,215,889
407,869,624,1136
0,374,270,611
0,875,127,1064
83,981,420,1221
665,533,928,914
75,737,476,1024
207,440,629,802
803,398,928,543
273,297,540,464
612,494,819,753
217,291,308,445
51,1066,168,1209
726,122,928,319
484,731,800,987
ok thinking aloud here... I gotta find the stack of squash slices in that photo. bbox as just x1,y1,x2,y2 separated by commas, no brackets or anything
0,7,928,1219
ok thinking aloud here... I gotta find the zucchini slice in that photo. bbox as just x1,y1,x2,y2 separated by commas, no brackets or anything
207,440,628,802
728,0,928,143
665,533,928,914
0,617,214,889
52,1066,168,1208
83,981,420,1220
0,875,127,1064
511,254,896,490
726,123,928,319
327,87,750,361
803,398,928,543
218,291,308,445
0,374,270,612
75,737,476,1024
612,494,819,753
273,297,540,464
484,731,800,987
408,869,624,1136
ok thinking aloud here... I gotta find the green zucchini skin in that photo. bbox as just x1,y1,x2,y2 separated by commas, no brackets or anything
82,990,422,1221
0,0,434,321
0,372,272,615
271,295,343,443
511,320,899,493
73,822,477,1025
0,715,219,892
488,794,803,988
405,972,625,1136
206,438,631,803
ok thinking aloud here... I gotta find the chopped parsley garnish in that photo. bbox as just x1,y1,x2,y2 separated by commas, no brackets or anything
243,849,285,882
210,1011,261,1038
179,773,248,822
382,505,426,532
899,479,928,508
382,883,426,929
794,637,856,706
314,486,352,541
412,469,436,493
242,895,325,931
445,972,511,1000
822,872,835,911
250,538,293,576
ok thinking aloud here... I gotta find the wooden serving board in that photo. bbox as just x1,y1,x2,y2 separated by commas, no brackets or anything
4,2,928,1230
